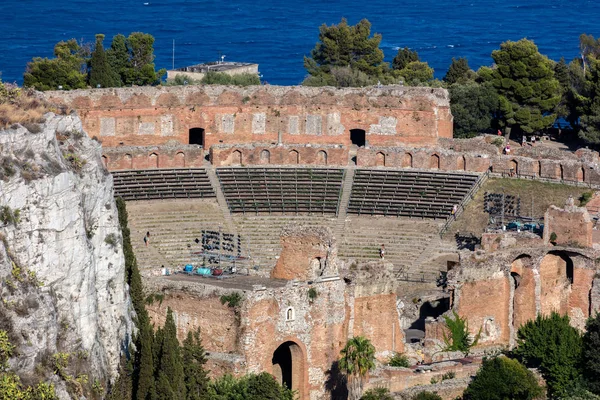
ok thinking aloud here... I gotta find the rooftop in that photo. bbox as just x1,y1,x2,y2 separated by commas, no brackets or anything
172,61,258,74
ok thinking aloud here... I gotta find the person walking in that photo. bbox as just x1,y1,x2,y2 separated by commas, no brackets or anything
144,231,150,247
379,244,386,260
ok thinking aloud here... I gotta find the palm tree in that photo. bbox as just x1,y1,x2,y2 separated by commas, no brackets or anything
339,336,376,400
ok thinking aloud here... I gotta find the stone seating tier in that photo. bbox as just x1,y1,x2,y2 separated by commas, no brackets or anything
217,167,344,215
112,168,215,201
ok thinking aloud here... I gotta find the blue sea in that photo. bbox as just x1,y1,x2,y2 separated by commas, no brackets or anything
0,0,598,85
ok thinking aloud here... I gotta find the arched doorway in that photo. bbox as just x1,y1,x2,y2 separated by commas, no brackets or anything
125,153,133,169
510,255,535,330
376,152,385,167
577,166,585,183
288,150,299,165
175,152,185,168
457,156,466,171
539,252,573,316
149,153,159,168
317,150,327,165
189,128,205,146
430,154,440,169
560,165,565,180
537,161,542,178
509,160,518,175
350,129,366,147
260,149,270,164
402,153,412,168
272,341,305,398
231,150,242,166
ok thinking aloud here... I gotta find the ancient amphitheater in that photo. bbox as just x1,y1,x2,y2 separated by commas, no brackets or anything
46,85,600,399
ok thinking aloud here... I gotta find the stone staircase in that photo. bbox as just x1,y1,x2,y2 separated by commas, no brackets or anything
206,166,236,234
126,199,231,270
232,214,337,276
334,168,355,243
338,216,443,276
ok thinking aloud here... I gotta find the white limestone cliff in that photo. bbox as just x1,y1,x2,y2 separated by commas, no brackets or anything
0,114,132,397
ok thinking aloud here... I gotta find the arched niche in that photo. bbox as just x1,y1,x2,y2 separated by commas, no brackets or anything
149,153,159,168
402,153,413,168
376,152,385,167
317,150,327,165
260,149,271,164
510,159,518,175
430,154,440,169
288,150,299,165
231,150,242,166
175,152,185,168
125,153,133,169
510,254,535,330
539,251,573,316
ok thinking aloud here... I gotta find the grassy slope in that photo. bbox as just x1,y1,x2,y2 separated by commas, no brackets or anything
444,178,593,238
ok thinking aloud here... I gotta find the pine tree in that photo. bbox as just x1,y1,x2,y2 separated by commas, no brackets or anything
182,329,209,400
89,34,119,88
392,47,419,70
444,57,472,84
583,312,600,394
490,38,561,137
155,308,185,400
106,34,130,87
579,57,600,144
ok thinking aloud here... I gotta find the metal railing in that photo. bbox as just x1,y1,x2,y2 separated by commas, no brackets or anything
439,169,490,237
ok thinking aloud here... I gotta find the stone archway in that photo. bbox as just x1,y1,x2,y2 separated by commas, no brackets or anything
125,153,133,169
260,149,270,164
149,153,159,168
231,150,242,166
509,159,518,175
430,154,440,169
175,152,185,168
539,251,573,316
288,150,299,165
272,341,305,398
457,155,466,171
376,152,385,167
402,153,412,168
577,166,585,183
317,150,327,165
511,255,535,330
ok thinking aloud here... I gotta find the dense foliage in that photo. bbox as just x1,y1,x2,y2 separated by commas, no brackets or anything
463,356,543,400
513,312,582,398
360,387,394,400
583,313,600,394
24,32,165,90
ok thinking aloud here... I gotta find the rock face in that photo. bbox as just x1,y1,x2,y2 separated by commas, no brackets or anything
0,114,131,397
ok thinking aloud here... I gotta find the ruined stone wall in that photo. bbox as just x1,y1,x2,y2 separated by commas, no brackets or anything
449,248,598,348
102,145,205,170
45,85,452,149
543,205,593,248
210,144,348,167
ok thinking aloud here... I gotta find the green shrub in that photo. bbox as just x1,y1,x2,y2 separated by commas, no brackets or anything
387,352,410,368
463,357,542,400
412,391,442,400
491,137,504,146
361,387,393,400
580,191,594,206
550,232,558,242
442,310,480,355
308,287,318,301
0,206,20,226
104,233,118,248
220,292,243,308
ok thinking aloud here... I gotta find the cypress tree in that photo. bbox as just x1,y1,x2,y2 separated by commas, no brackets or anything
115,197,155,400
106,34,130,87
155,308,185,400
89,34,119,88
182,329,209,400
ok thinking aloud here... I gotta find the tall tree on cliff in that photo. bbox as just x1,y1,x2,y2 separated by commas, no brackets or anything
155,308,186,400
339,336,375,400
115,197,155,400
182,329,209,400
89,34,120,88
124,32,166,86
490,38,561,138
303,18,388,86
23,39,89,91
